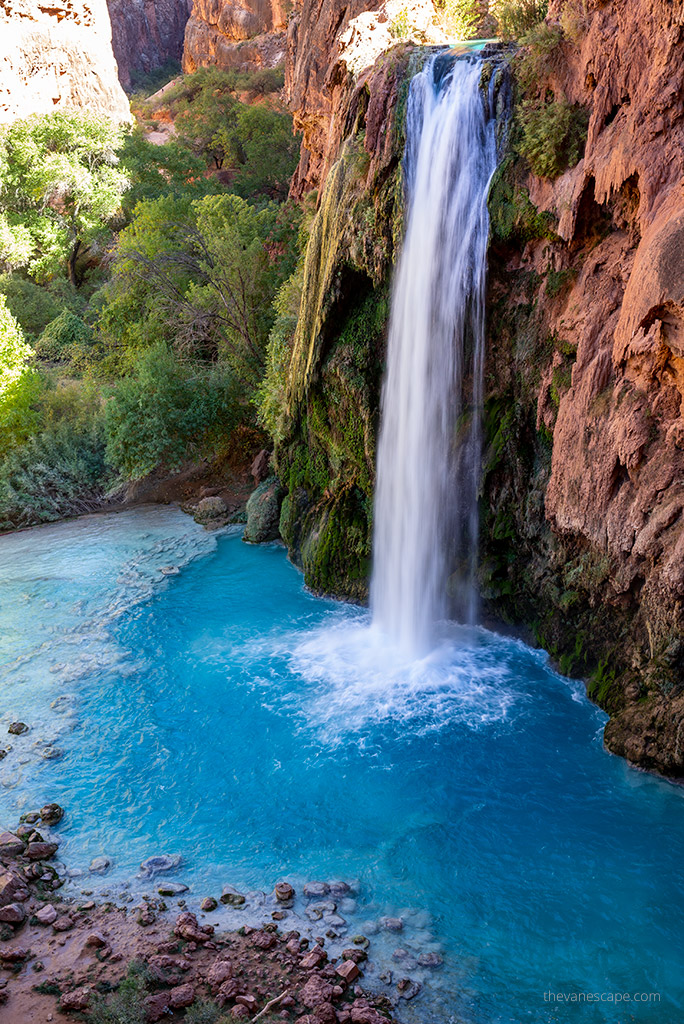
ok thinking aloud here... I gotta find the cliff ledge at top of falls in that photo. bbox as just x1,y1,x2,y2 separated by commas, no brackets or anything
286,0,448,197
182,0,289,75
0,0,130,123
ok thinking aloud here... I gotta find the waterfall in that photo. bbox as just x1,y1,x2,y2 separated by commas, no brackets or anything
370,54,498,656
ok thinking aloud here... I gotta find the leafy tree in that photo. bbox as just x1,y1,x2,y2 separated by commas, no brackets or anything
106,193,300,385
0,112,129,286
119,128,221,215
104,342,242,478
0,295,40,457
169,68,240,169
221,105,301,201
35,310,95,364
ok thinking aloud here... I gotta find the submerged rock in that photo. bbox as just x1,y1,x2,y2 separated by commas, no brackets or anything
140,854,182,877
40,803,64,825
157,881,189,896
8,722,28,735
89,856,111,875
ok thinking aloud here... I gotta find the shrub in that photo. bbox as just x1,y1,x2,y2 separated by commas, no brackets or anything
434,0,482,38
35,310,94,363
0,417,108,530
518,97,588,178
0,274,63,341
86,960,151,1024
104,343,243,479
492,0,548,40
0,295,40,457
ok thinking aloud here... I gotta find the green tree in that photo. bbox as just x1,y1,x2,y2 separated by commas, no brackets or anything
104,342,242,479
0,111,129,286
223,105,301,201
0,295,40,456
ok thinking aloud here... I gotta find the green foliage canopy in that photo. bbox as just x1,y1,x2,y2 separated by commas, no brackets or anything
0,111,129,286
0,295,40,457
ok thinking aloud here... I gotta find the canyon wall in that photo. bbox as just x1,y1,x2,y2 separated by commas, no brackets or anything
481,0,684,776
277,0,684,776
0,0,130,122
107,0,191,89
182,0,288,74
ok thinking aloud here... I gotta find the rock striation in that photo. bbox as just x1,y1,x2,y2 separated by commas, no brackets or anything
107,0,191,89
0,0,130,123
182,0,288,74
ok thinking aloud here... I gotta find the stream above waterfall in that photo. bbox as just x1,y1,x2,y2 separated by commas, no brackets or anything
1,507,683,1024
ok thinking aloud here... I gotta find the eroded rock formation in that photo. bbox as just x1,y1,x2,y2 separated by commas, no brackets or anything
0,0,130,122
182,0,288,75
482,0,684,775
107,0,191,89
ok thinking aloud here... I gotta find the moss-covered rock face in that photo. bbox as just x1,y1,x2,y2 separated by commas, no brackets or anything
272,47,420,600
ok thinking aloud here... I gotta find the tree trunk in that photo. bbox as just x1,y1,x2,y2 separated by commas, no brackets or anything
68,238,81,288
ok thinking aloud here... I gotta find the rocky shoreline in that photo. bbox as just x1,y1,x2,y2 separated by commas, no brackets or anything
0,806,435,1024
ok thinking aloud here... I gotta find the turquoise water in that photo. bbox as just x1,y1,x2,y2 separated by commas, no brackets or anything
1,507,684,1023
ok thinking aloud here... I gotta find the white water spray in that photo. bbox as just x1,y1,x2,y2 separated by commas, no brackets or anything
371,55,498,655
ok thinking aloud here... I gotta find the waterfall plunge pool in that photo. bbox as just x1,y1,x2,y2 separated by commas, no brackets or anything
1,506,683,1024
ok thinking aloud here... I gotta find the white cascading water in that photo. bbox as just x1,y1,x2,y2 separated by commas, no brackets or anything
371,55,498,656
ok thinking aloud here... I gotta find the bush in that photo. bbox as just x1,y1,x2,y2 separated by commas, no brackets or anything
435,0,482,38
0,295,40,457
104,343,243,479
0,274,63,341
35,310,94,363
86,961,151,1024
492,0,548,40
0,417,108,529
518,97,588,178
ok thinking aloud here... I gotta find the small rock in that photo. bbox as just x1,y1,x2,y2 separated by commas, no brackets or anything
206,959,233,989
200,897,218,912
301,975,334,1007
220,884,246,906
418,951,444,968
140,854,182,877
0,832,25,857
160,565,180,575
170,983,195,1008
20,812,40,825
231,1007,249,1020
378,970,392,984
235,994,258,1012
194,496,228,525
336,960,359,983
144,991,170,1022
8,722,28,735
0,869,29,904
0,902,26,923
0,751,7,760
272,910,286,920
275,881,295,903
174,911,212,943
352,935,369,949
397,979,421,1000
157,882,188,896
329,881,351,897
303,882,330,898
342,949,367,964
380,916,403,932
300,946,326,968
35,904,58,925
53,916,73,932
137,906,156,927
39,804,64,826
60,987,91,1012
0,947,29,963
251,930,275,950
26,841,58,860
84,932,107,948
89,856,111,874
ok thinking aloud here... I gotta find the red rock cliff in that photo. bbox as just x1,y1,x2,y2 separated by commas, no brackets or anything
482,0,684,775
107,0,191,89
182,0,288,74
0,0,130,122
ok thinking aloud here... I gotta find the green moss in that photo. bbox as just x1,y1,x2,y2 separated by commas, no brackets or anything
488,157,557,244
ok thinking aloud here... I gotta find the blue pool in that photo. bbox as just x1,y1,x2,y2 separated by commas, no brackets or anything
1,507,683,1023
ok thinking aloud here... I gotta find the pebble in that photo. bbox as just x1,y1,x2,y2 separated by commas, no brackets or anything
418,951,444,968
157,882,189,896
35,905,58,926
397,979,422,1000
329,881,351,897
220,884,246,906
8,722,28,735
89,856,111,874
200,897,218,912
274,881,295,903
40,803,64,825
140,854,182,877
303,882,330,898
380,916,404,932
160,566,180,575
